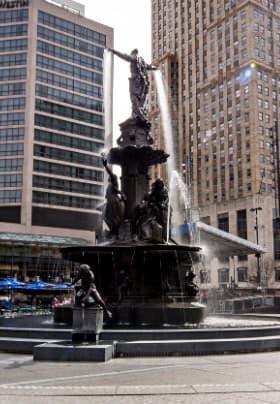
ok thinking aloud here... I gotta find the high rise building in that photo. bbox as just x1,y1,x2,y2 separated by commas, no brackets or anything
0,0,113,280
151,0,280,289
0,0,113,244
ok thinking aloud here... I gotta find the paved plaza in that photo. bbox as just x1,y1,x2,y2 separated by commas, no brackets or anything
0,351,280,403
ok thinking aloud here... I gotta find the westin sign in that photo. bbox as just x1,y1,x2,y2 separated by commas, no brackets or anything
0,0,29,8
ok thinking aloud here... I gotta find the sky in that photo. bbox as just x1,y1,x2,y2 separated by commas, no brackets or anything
82,0,152,132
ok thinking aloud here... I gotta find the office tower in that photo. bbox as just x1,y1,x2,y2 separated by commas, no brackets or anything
0,0,113,244
151,0,280,289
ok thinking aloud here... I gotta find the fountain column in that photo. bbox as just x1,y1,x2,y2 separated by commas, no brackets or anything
108,118,156,221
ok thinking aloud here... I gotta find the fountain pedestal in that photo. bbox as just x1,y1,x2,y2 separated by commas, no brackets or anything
108,118,169,222
72,306,103,343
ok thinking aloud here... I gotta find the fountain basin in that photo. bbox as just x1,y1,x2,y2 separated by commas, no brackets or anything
62,243,205,327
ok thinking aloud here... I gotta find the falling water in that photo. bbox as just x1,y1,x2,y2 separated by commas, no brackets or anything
99,50,114,238
103,49,113,151
153,71,197,244
153,70,175,179
166,170,198,244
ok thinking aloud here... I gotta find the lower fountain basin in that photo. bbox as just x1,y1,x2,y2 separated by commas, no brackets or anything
62,243,205,327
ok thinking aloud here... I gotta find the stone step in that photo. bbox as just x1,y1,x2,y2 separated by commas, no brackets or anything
101,326,280,341
1,334,280,359
116,335,280,357
34,341,116,362
1,326,280,342
0,337,60,354
0,327,71,340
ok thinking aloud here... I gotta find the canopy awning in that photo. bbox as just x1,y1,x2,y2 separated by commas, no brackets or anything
196,221,265,258
0,232,89,246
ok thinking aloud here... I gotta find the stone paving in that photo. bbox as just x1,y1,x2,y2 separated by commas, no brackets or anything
1,351,280,403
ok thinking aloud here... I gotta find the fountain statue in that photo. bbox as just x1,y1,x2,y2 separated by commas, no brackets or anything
71,264,112,318
109,48,157,122
62,48,206,327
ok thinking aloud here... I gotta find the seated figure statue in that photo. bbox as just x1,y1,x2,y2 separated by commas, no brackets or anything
135,178,169,243
71,264,112,318
185,269,199,298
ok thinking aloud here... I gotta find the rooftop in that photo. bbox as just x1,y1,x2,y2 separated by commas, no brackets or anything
45,0,85,16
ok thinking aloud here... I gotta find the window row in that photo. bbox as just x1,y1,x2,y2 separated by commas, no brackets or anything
34,129,103,153
38,11,106,46
35,99,103,127
36,55,102,85
0,9,28,24
0,82,25,96
35,84,103,112
0,127,24,141
0,189,21,203
34,160,104,182
36,68,102,98
33,191,99,210
0,38,27,52
35,115,104,141
0,23,27,38
0,52,26,67
33,175,103,197
0,112,24,126
216,267,251,284
0,97,25,112
0,158,23,172
37,41,102,72
0,173,22,187
37,26,104,59
0,67,26,82
0,142,24,156
34,144,103,168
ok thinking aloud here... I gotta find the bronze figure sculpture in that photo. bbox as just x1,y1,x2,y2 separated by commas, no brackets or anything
72,264,112,318
102,156,126,239
109,48,157,122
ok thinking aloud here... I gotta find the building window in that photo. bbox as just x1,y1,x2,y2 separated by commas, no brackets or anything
237,209,247,239
0,9,28,24
0,158,23,172
38,11,106,46
0,189,21,203
200,270,211,284
218,268,229,284
273,218,280,260
33,160,104,182
33,191,99,210
237,267,248,282
275,267,280,281
218,213,229,232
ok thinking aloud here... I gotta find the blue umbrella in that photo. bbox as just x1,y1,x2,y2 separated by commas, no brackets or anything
24,281,55,290
0,278,26,311
0,278,26,289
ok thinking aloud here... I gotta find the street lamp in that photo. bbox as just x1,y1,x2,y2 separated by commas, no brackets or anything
250,207,262,285
272,120,280,216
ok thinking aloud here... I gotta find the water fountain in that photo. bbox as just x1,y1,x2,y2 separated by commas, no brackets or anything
61,48,206,327
0,48,279,362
